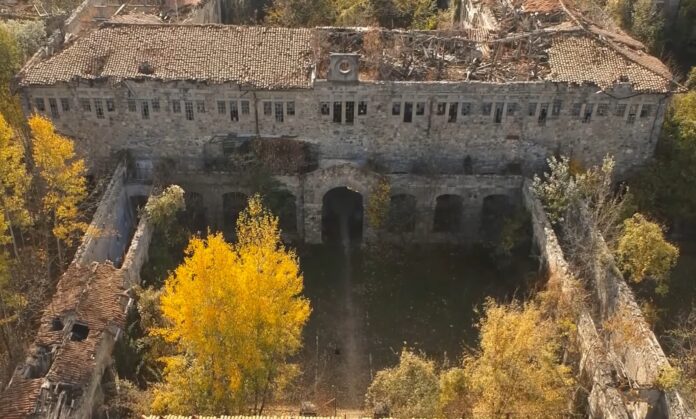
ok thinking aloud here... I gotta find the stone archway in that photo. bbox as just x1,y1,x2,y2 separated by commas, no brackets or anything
322,187,364,245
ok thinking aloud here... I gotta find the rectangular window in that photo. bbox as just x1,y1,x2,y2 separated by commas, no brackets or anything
403,102,413,123
106,99,115,112
448,102,458,123
241,100,250,115
358,101,367,115
152,99,160,113
263,101,272,116
597,103,609,116
552,100,562,117
538,103,549,125
287,101,295,116
615,103,627,117
640,104,652,118
571,103,582,117
437,102,447,115
217,100,226,114
627,104,638,124
128,99,136,112
230,101,239,121
416,102,426,116
34,97,45,112
506,102,518,116
185,101,194,121
482,102,492,116
274,102,284,123
528,102,537,117
461,102,471,116
80,98,91,112
196,100,205,113
49,98,58,118
494,103,504,123
583,103,594,123
333,102,342,123
141,101,150,120
346,101,355,124
94,99,104,119
60,98,70,112
172,100,181,113
320,102,330,116
392,102,401,116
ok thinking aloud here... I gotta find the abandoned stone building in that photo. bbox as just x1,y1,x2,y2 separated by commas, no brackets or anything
13,0,683,244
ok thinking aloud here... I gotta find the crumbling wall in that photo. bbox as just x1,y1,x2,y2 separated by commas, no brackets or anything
22,78,665,178
523,180,692,418
120,210,153,286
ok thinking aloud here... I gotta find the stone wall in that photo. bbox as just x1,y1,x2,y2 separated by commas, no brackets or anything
523,181,692,418
21,78,668,178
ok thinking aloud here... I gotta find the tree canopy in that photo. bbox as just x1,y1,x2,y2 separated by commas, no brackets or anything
152,195,310,414
0,114,30,249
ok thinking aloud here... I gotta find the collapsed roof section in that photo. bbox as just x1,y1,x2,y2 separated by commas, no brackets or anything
17,0,681,93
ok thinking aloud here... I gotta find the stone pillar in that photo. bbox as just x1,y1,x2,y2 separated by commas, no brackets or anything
304,203,322,244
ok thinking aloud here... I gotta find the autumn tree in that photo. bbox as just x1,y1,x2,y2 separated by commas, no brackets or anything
0,26,24,131
152,195,310,415
29,115,87,266
0,20,45,61
0,114,30,258
265,0,336,27
615,213,679,295
366,177,390,232
366,349,439,418
440,299,574,418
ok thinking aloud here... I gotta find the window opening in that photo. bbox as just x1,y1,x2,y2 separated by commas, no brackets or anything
320,102,330,115
287,101,295,116
538,103,548,125
60,98,70,112
275,102,284,122
528,102,537,116
615,104,627,117
141,101,149,119
127,99,136,112
70,323,89,341
627,104,638,124
494,103,504,123
482,102,492,116
437,102,446,115
80,98,91,112
333,102,342,123
583,103,594,123
403,102,413,123
345,101,355,124
448,102,458,122
196,100,205,113
106,99,115,112
185,101,194,120
241,100,250,115
597,103,608,116
218,100,226,114
35,98,45,112
392,102,401,115
416,102,425,116
571,103,582,117
172,101,181,113
358,101,367,115
230,101,239,121
640,104,652,118
49,98,58,118
152,99,160,112
95,99,105,119
263,101,272,116
507,102,518,116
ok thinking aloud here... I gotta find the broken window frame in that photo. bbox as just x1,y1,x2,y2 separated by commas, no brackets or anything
506,102,518,116
416,102,425,116
448,102,458,123
230,101,239,121
80,98,91,112
217,100,226,115
141,100,150,120
287,101,295,116
95,99,105,119
615,103,627,118
482,102,492,116
627,104,638,124
48,98,59,118
106,99,115,112
172,100,181,114
596,103,609,117
34,97,45,112
403,102,413,123
437,102,446,116
127,99,136,112
320,102,330,116
241,100,250,115
538,103,549,125
528,102,537,117
358,101,367,116
582,103,594,123
263,101,272,116
196,100,206,113
151,99,160,113
345,101,355,124
551,100,562,117
185,101,194,121
60,98,70,112
274,102,284,123
494,102,504,123
461,102,471,116
392,102,401,116
640,104,652,118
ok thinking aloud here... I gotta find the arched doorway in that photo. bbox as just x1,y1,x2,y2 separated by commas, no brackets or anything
433,194,463,233
322,187,363,245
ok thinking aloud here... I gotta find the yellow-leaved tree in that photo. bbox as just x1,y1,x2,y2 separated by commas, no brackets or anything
0,114,30,258
440,299,574,418
152,195,310,415
29,115,87,266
